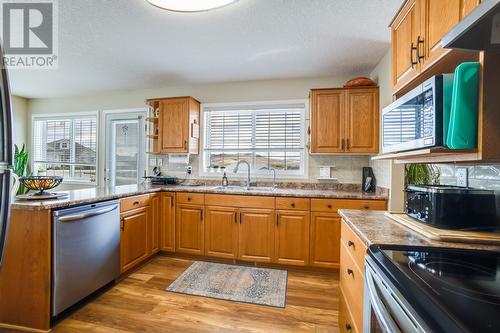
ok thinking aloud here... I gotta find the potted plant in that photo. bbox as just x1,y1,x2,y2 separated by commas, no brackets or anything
405,164,440,188
13,144,32,195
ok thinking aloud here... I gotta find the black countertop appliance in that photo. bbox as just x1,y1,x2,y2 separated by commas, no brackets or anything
405,185,497,231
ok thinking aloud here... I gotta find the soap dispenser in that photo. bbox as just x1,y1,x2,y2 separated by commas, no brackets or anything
222,172,229,187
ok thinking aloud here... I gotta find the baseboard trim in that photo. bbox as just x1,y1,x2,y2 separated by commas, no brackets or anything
0,322,50,333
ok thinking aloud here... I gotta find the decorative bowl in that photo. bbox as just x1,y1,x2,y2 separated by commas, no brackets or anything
344,77,376,88
19,176,63,195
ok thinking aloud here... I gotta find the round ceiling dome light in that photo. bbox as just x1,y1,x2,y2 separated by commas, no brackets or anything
146,0,239,12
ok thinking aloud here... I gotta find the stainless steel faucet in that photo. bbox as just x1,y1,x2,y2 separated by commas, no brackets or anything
233,160,253,190
260,167,277,189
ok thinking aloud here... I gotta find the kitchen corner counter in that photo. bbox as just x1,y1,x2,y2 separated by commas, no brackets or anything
11,183,389,211
339,209,500,251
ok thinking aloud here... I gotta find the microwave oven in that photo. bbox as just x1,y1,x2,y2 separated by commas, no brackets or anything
381,63,479,154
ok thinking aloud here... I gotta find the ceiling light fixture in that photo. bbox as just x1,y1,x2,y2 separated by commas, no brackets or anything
146,0,239,12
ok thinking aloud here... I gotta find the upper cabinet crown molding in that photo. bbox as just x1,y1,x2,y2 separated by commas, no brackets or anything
309,87,380,155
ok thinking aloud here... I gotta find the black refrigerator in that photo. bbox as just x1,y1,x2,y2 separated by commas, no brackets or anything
0,43,13,269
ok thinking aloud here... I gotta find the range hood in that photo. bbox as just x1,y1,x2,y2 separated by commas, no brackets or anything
442,0,500,51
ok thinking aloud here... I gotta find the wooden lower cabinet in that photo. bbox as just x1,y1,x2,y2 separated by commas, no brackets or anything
150,194,160,254
120,207,150,273
160,193,175,252
309,212,341,268
238,208,275,263
275,210,310,266
205,206,239,259
176,204,204,255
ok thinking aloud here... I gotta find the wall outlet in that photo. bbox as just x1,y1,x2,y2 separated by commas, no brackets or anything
186,165,192,175
157,158,163,167
456,167,469,187
149,158,157,167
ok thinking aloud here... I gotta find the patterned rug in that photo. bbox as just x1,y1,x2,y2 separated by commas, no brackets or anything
166,261,288,308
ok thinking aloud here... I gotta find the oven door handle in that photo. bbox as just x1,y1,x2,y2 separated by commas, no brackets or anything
365,268,402,333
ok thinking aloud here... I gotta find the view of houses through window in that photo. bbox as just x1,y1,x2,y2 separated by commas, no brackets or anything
32,116,98,183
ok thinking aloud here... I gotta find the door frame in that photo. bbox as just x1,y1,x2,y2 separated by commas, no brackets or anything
100,108,147,187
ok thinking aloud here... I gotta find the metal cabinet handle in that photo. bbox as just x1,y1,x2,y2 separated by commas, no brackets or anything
200,209,203,221
133,201,140,205
341,138,346,151
416,36,425,63
239,212,243,224
276,213,279,226
347,240,355,248
291,203,295,208
327,204,333,209
234,212,238,224
347,268,354,277
187,197,192,201
184,140,188,150
410,42,418,68
346,138,350,150
120,216,125,231
345,324,352,332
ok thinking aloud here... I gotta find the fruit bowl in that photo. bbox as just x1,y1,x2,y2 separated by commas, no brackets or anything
19,176,63,195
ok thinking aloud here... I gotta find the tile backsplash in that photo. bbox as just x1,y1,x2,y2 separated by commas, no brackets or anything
153,155,372,185
436,164,500,191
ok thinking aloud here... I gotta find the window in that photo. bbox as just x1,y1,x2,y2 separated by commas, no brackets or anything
202,101,307,177
32,115,98,183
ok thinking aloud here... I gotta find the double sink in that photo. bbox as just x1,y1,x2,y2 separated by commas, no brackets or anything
210,185,277,193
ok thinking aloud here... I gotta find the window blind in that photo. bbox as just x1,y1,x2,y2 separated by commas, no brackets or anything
32,115,98,183
203,103,306,175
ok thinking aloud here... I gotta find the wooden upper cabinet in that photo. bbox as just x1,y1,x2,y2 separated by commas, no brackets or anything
275,210,310,266
391,0,481,93
120,207,149,273
345,88,379,153
176,204,204,255
160,193,175,252
310,89,345,153
310,88,379,154
158,97,200,154
238,209,275,263
204,206,239,259
391,0,421,91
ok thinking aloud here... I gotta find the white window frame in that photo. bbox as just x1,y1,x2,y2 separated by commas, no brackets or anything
199,100,309,179
31,112,99,185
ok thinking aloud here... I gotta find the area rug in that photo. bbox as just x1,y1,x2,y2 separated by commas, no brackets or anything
165,261,288,308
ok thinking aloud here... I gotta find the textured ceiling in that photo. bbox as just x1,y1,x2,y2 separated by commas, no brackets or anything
9,0,402,98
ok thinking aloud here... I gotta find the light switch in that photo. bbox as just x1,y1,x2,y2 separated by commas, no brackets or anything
157,159,163,167
149,158,157,167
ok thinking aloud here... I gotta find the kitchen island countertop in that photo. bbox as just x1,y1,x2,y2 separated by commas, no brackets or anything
339,209,500,251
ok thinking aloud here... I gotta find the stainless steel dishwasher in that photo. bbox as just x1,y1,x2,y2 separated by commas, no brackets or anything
52,200,120,316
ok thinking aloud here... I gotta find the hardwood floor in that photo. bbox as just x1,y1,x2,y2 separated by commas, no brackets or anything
8,256,340,333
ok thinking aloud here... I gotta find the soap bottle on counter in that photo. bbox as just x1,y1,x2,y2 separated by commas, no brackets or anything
222,172,229,187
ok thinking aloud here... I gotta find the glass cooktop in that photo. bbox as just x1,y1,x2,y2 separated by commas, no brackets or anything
370,245,500,333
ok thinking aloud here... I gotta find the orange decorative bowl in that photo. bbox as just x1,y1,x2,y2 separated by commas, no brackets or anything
19,176,63,195
344,77,376,88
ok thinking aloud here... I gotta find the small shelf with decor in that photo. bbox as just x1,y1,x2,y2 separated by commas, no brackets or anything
145,100,160,154
374,51,500,165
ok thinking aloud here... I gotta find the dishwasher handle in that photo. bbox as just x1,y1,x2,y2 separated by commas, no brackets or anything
57,205,118,223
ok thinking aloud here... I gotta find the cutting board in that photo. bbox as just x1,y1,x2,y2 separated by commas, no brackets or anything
385,212,500,245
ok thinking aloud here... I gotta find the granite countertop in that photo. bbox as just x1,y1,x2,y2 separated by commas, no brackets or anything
11,182,388,211
339,209,500,251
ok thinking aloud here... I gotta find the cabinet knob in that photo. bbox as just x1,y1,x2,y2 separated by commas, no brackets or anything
291,203,296,208
347,268,354,277
345,323,352,332
363,205,369,209
347,240,355,248
133,201,139,205
327,204,332,209
187,197,192,201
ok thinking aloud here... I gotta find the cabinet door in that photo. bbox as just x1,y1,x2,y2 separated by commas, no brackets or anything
176,204,204,255
159,98,189,153
310,89,345,153
391,0,421,91
461,0,480,18
275,210,310,266
160,193,175,252
238,209,275,263
345,88,379,153
310,212,341,269
205,206,239,259
120,208,149,273
421,0,462,67
150,195,160,254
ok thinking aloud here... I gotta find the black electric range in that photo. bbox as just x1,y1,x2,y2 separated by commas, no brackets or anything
367,245,500,333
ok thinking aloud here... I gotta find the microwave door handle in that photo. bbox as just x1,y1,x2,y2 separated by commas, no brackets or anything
365,269,402,333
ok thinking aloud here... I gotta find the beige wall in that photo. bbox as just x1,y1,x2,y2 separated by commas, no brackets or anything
28,76,381,188
369,50,405,211
12,95,29,149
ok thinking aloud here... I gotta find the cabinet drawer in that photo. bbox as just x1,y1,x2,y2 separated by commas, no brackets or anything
341,219,367,272
205,194,274,209
275,197,310,211
310,198,386,213
120,194,151,212
176,192,205,205
340,242,364,332
339,288,359,333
